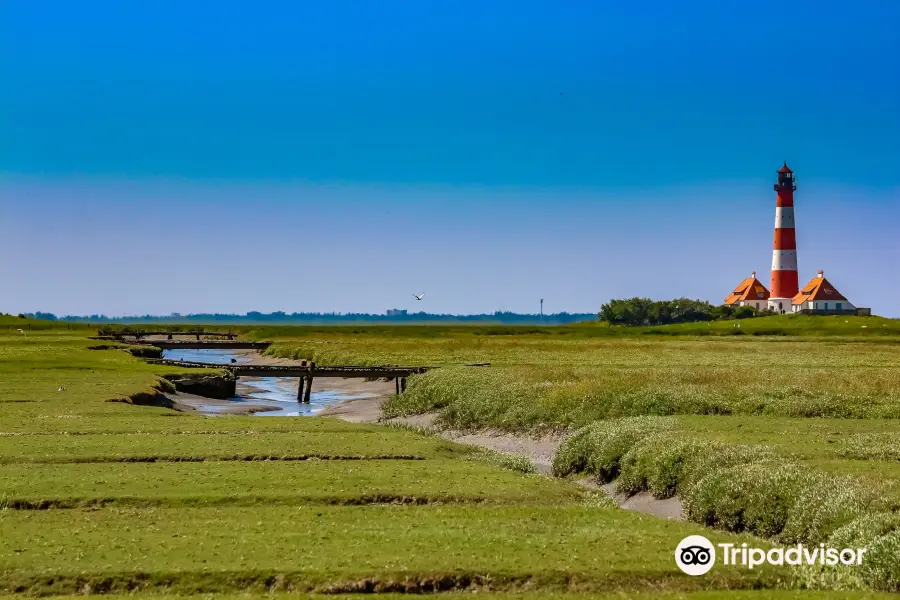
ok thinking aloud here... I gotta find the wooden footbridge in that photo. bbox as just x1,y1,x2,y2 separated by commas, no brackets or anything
136,340,270,350
91,336,269,350
98,330,239,340
147,358,488,403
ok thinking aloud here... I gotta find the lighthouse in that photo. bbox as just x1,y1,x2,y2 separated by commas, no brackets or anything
768,162,799,313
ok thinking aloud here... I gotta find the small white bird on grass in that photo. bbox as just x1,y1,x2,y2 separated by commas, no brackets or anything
412,293,426,301
57,386,65,392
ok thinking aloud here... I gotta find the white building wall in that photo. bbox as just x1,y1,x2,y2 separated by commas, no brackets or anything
813,299,855,311
789,299,856,312
768,298,793,312
739,300,767,311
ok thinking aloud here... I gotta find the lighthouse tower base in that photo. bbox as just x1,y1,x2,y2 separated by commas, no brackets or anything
768,298,794,314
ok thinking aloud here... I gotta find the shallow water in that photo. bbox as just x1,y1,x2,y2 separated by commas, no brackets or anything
162,349,368,416
163,348,252,365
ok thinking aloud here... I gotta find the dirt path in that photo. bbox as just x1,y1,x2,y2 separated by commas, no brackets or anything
323,396,686,520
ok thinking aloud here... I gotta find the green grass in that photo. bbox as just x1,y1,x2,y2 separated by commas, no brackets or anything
0,459,583,508
2,330,791,596
0,429,468,463
246,323,900,435
261,329,900,369
4,324,900,595
378,341,900,430
0,505,785,595
548,415,900,591
0,332,214,410
231,314,900,342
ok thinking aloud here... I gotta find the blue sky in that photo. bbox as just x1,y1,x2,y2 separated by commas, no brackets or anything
1,1,898,316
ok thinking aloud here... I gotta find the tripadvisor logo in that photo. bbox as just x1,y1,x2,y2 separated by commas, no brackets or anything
676,535,716,575
675,535,868,575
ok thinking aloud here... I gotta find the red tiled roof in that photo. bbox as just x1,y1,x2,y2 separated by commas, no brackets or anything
724,274,770,305
792,272,848,305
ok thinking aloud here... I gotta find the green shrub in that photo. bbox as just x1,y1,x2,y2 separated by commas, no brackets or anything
616,433,707,497
830,512,900,549
837,433,900,461
860,529,900,591
684,461,879,545
779,474,877,544
684,462,816,538
551,416,674,480
799,511,900,591
615,435,771,499
677,443,775,494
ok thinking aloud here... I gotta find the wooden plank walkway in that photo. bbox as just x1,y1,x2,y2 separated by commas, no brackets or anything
146,358,489,403
147,358,430,379
92,338,271,350
99,331,239,340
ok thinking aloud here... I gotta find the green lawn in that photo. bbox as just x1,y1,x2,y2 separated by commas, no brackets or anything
0,459,584,507
0,429,464,462
0,505,786,595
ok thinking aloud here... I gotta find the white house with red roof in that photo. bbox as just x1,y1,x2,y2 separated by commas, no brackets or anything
791,270,855,313
724,271,771,311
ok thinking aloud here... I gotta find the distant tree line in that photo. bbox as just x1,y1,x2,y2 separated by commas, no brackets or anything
31,311,599,325
26,312,58,321
598,298,771,326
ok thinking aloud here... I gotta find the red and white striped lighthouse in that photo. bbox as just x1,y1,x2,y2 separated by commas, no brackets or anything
769,162,799,313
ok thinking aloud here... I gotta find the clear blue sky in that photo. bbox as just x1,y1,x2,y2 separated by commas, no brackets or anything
1,1,898,316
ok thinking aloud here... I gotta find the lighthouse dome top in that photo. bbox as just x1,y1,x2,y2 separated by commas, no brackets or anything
778,162,793,174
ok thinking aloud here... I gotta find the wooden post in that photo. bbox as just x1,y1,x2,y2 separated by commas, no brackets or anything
297,376,305,402
303,362,315,403
400,377,407,393
395,377,400,395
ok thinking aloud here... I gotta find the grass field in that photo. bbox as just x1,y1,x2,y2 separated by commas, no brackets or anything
255,331,900,429
2,318,899,597
250,318,900,592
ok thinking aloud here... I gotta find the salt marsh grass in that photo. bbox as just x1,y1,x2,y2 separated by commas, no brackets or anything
4,321,900,595
254,326,900,430
3,329,797,596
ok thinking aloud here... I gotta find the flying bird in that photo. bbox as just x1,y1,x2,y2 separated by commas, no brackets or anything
412,293,426,301
16,328,25,336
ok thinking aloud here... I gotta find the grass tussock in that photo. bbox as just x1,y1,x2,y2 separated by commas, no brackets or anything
615,434,774,499
837,433,900,461
553,416,899,590
551,417,675,479
463,448,538,474
798,512,900,592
